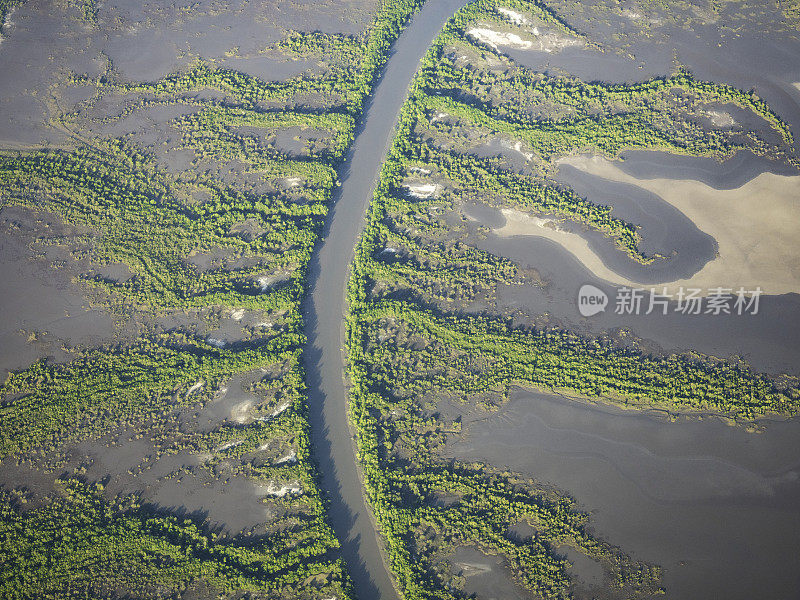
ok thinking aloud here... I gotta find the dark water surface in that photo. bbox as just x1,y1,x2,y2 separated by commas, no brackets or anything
467,146,800,376
462,19,800,597
311,4,800,598
482,231,800,376
614,149,800,188
551,149,800,285
509,1,800,150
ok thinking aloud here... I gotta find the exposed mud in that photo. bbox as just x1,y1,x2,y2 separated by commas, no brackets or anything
442,546,530,600
443,387,800,600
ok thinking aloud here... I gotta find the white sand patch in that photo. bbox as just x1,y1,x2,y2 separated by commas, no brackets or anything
494,208,639,286
256,400,291,421
230,400,253,424
283,176,302,187
229,308,245,321
207,337,226,348
501,139,534,161
621,8,642,20
270,400,291,417
704,110,736,128
530,30,582,53
216,440,243,452
469,23,582,54
185,380,205,397
263,480,302,497
496,209,560,232
256,273,287,292
468,27,533,50
557,155,800,294
257,275,276,291
497,7,528,25
405,182,439,198
514,141,533,161
275,449,297,465
409,166,432,175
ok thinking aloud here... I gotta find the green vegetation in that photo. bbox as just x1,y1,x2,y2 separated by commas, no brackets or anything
403,0,795,263
343,0,800,598
0,0,431,597
72,0,97,24
0,143,319,310
785,0,800,25
0,478,346,599
0,332,300,458
3,0,800,597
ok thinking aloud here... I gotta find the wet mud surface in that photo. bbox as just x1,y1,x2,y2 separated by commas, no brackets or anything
446,5,800,598
443,387,800,600
442,546,530,600
302,2,473,598
485,232,800,376
466,149,800,376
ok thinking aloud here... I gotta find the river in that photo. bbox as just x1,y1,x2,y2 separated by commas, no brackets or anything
302,2,469,599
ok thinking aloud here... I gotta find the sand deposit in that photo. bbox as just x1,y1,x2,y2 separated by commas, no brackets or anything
493,207,640,286
704,110,736,128
553,155,800,295
467,27,533,51
263,480,302,497
497,7,527,25
404,182,439,198
468,21,582,54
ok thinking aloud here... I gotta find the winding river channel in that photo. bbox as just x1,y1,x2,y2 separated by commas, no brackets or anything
302,2,468,599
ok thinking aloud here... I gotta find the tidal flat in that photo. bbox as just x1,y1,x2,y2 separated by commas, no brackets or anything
443,387,800,600
2,0,800,598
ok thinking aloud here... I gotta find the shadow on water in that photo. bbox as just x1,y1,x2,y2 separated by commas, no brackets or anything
302,3,800,599
303,336,380,599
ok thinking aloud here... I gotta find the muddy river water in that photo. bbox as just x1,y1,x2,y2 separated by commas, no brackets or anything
303,3,800,600
7,0,797,597
302,2,469,599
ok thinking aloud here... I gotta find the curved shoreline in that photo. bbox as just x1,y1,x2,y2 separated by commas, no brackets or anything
555,154,800,295
301,2,469,599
